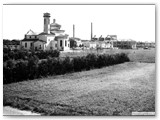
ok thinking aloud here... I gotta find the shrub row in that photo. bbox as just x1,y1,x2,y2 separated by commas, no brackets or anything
3,48,60,62
3,53,130,84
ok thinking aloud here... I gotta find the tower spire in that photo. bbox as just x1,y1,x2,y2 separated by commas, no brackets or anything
43,13,50,34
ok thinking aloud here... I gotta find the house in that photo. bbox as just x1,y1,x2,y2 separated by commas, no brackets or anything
21,13,70,51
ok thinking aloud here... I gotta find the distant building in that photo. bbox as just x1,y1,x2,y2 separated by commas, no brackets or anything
21,13,70,51
82,35,116,49
136,41,155,49
3,40,21,50
69,37,82,48
136,42,145,48
113,40,137,49
105,35,117,40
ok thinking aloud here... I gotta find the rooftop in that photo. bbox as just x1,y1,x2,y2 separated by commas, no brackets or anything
21,38,39,42
38,32,55,36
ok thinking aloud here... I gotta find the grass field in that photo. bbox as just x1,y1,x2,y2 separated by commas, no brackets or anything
3,48,156,116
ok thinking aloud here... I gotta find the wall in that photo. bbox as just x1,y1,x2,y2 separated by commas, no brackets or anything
34,41,45,50
57,38,70,51
21,41,33,50
89,42,97,49
38,35,56,50
25,35,38,39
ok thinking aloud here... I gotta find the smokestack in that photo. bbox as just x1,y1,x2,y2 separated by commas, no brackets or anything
91,22,93,40
73,24,75,38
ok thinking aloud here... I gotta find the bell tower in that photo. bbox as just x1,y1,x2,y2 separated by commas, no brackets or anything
43,13,50,34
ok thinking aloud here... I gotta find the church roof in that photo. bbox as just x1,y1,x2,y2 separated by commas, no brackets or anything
25,29,37,35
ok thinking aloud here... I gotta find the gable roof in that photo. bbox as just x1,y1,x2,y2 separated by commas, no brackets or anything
25,29,37,35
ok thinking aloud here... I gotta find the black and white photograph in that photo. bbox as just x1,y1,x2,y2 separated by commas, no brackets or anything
2,4,155,116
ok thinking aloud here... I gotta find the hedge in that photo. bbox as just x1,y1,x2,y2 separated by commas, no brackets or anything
3,53,130,84
3,48,60,62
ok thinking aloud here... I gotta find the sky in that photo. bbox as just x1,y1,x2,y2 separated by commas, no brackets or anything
3,5,155,42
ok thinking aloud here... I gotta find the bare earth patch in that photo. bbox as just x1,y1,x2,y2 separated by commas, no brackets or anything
3,62,155,115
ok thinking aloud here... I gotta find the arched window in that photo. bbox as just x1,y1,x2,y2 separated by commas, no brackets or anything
60,40,63,47
25,43,27,48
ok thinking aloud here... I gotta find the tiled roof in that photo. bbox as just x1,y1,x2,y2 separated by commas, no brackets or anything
55,34,68,39
21,38,39,42
69,37,81,41
21,38,47,43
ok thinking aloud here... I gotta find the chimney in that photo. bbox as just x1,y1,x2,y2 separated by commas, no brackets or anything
73,24,75,38
91,22,93,40
53,19,56,23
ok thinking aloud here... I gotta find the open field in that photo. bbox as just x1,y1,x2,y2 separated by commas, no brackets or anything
4,61,155,115
3,48,155,115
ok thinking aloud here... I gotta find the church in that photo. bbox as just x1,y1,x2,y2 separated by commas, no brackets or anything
21,13,70,51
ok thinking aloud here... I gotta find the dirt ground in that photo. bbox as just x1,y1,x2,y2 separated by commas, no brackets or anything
3,106,40,115
3,62,155,115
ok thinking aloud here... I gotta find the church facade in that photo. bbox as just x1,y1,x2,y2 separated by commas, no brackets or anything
21,13,70,51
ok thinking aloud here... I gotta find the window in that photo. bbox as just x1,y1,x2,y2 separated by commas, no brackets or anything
25,43,27,48
44,19,46,24
30,36,31,39
55,43,57,47
65,40,67,47
60,40,63,47
68,44,70,47
30,43,33,47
